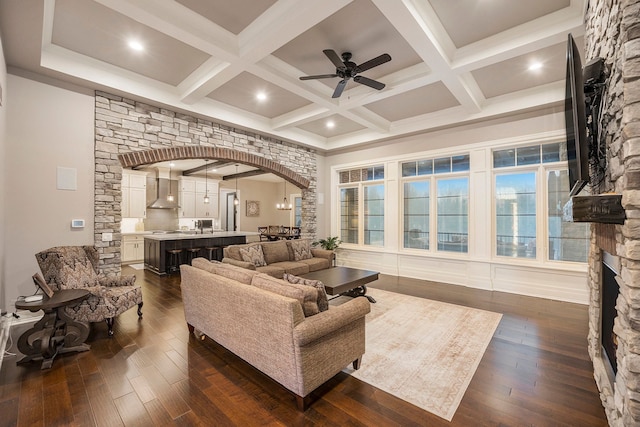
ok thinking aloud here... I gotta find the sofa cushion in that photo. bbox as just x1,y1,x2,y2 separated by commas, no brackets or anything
297,257,331,272
192,257,257,285
251,273,319,317
255,265,285,278
269,261,309,276
283,273,329,312
239,245,267,267
289,239,313,261
261,240,290,264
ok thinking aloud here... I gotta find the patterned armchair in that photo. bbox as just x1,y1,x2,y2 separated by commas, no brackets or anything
35,246,143,336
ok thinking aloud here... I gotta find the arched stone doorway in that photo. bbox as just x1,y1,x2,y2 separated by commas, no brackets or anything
94,92,318,276
118,147,310,189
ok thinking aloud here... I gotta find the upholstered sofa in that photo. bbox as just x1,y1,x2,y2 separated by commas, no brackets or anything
222,239,333,277
181,258,370,410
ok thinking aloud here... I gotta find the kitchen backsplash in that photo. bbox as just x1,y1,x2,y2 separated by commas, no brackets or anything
121,215,222,233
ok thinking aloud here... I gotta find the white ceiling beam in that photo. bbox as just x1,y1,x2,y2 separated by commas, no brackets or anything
325,81,565,151
453,9,586,72
179,0,353,104
372,0,482,113
271,104,331,131
94,0,239,58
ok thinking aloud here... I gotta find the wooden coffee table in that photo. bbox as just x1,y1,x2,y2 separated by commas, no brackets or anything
301,266,379,303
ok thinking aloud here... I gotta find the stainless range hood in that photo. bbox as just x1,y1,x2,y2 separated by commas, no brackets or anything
146,168,180,209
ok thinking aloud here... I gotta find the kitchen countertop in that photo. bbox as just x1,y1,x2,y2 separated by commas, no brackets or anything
143,231,258,241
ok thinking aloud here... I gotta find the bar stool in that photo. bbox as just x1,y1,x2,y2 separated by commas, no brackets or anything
205,246,221,261
166,249,183,274
185,247,201,265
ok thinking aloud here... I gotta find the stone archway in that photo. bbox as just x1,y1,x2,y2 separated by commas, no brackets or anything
118,147,310,189
95,92,318,276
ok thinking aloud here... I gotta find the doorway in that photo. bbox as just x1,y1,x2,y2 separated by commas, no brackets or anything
226,192,238,231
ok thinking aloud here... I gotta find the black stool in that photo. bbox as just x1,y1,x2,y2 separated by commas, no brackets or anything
166,249,183,274
185,247,201,265
205,246,221,261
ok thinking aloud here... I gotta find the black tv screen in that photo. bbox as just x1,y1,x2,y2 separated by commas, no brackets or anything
565,33,589,197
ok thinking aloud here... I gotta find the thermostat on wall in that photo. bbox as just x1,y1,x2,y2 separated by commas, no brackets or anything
71,219,85,228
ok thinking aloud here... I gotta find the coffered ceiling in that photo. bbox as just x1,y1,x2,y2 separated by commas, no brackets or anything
0,0,586,152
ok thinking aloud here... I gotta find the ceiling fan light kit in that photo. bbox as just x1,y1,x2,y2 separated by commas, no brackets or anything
299,49,392,98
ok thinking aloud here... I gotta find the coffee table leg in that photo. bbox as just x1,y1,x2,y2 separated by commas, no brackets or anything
341,285,376,303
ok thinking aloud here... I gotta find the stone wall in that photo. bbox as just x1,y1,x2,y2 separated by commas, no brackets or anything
94,91,318,276
585,0,640,425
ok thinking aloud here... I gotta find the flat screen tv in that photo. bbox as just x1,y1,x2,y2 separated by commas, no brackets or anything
565,33,589,197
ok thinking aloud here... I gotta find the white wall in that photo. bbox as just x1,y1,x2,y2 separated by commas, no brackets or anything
3,74,95,313
0,32,7,313
321,109,590,304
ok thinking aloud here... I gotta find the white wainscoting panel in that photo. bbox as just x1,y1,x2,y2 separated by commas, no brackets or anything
491,264,589,304
337,249,589,304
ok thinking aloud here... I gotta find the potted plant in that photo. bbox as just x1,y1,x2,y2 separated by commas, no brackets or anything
313,236,342,250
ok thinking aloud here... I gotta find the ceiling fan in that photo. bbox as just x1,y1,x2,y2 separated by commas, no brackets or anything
299,49,392,98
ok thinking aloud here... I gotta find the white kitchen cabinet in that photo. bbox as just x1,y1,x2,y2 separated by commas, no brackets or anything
122,170,147,218
122,235,145,263
180,177,219,218
180,190,196,218
195,192,218,217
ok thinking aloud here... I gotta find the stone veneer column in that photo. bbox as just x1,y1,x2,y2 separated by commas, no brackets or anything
585,0,640,425
94,92,318,276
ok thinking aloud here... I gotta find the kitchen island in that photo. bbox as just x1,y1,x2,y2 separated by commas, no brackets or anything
144,231,253,275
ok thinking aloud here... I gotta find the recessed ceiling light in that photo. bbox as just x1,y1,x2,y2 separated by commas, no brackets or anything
169,162,175,167
326,120,335,129
528,62,543,71
256,92,267,101
128,40,144,52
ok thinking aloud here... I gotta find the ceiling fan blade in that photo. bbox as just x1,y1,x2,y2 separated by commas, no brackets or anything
354,75,385,90
356,53,391,73
299,74,338,80
332,80,347,98
323,49,345,69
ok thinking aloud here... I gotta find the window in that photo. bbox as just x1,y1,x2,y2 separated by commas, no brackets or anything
547,170,589,262
364,184,384,246
293,196,302,227
401,154,469,253
338,164,385,246
437,178,469,253
403,181,429,249
340,187,358,244
493,142,588,263
496,173,537,258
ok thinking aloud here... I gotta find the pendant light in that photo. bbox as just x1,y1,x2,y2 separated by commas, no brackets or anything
233,164,239,206
276,180,292,210
203,160,210,204
166,162,175,202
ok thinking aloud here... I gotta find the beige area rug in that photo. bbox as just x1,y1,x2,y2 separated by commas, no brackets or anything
338,288,502,421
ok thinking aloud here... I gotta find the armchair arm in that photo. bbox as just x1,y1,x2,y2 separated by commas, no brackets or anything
222,258,256,270
293,297,370,346
98,275,136,287
310,248,334,262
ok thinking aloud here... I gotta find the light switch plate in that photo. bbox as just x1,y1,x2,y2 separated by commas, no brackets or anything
102,232,113,242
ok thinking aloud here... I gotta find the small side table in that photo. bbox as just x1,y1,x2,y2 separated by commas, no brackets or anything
15,289,91,369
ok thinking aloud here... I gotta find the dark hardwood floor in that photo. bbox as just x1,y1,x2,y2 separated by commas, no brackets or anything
0,266,608,426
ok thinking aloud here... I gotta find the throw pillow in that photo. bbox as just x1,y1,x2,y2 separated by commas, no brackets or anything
290,239,312,261
239,245,267,267
251,274,319,317
283,273,329,312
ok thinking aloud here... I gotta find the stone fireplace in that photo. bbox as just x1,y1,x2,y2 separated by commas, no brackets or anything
585,0,640,425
